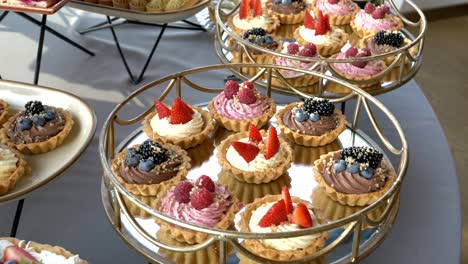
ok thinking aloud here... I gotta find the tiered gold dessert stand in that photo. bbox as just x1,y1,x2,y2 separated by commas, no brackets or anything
214,0,426,98
99,64,408,263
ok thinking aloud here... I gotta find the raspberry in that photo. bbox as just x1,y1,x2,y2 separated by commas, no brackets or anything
298,48,316,57
195,175,215,192
380,5,390,14
287,43,300,55
238,88,257,104
327,0,338,4
304,43,317,54
361,48,372,56
242,81,254,89
364,2,375,14
174,181,194,203
191,188,213,210
345,47,358,57
350,53,368,68
372,8,385,19
225,80,239,99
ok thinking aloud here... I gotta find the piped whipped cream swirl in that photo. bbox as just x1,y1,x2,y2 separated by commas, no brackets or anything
332,52,385,77
249,202,320,251
150,109,204,139
226,138,285,172
213,93,271,120
298,26,344,46
274,42,319,77
0,147,18,178
315,0,358,16
232,14,277,31
353,10,399,31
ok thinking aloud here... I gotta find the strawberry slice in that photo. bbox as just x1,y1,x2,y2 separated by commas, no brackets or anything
304,10,315,30
264,126,279,160
178,97,194,115
281,187,293,214
3,245,38,263
324,13,331,32
239,0,250,19
248,124,263,144
315,10,330,35
252,0,262,17
232,141,259,163
258,199,289,227
170,97,193,124
154,100,171,119
291,203,313,228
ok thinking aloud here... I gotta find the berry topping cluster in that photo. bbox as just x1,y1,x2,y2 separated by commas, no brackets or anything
364,2,390,19
125,139,168,172
232,125,279,163
154,97,194,125
16,100,57,131
304,10,331,36
373,30,404,48
243,28,275,45
173,175,218,210
239,0,262,19
223,81,258,105
291,97,334,123
344,46,372,68
286,42,317,58
333,146,383,179
258,187,314,228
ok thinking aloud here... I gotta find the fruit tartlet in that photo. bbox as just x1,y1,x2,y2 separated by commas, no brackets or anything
266,0,307,25
312,0,359,25
112,139,191,196
0,145,28,196
142,97,215,149
294,10,348,56
155,175,240,244
272,42,320,88
360,30,417,65
0,101,74,154
313,146,397,206
0,237,88,264
0,100,10,127
350,2,403,37
276,97,346,147
330,44,386,87
228,0,280,35
217,125,293,183
208,81,276,132
237,190,328,261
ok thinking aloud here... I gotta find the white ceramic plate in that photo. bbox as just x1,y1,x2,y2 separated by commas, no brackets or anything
0,80,96,204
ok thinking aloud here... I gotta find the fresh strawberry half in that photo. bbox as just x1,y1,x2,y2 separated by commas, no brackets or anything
258,199,288,227
315,10,330,35
170,97,193,124
252,0,262,16
304,10,315,30
154,100,171,119
232,141,259,163
291,203,313,228
3,245,38,263
248,124,263,144
175,97,194,115
239,0,250,19
264,126,280,160
282,187,293,214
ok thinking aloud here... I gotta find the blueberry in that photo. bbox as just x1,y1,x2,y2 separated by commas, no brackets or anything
127,148,138,156
359,168,374,179
16,117,33,131
126,154,141,167
333,160,346,173
281,0,291,5
291,107,299,114
274,0,281,3
347,163,360,174
44,110,56,121
138,159,155,172
264,35,273,44
32,115,46,126
4,261,18,264
294,109,309,122
255,36,265,44
309,113,320,122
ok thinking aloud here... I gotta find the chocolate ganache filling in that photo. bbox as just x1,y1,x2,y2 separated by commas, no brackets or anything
269,0,305,14
119,140,183,185
322,147,387,194
7,101,65,144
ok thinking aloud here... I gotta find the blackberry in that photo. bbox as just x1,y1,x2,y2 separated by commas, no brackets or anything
340,146,383,169
137,139,168,165
303,97,334,116
242,28,266,40
24,100,45,116
373,31,404,48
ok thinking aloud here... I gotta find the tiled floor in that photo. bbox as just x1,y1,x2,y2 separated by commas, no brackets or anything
413,15,468,263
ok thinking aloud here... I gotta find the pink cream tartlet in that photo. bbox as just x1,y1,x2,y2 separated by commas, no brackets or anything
351,3,403,37
313,0,359,25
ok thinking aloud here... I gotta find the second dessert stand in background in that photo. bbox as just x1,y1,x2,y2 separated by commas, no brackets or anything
98,63,407,263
